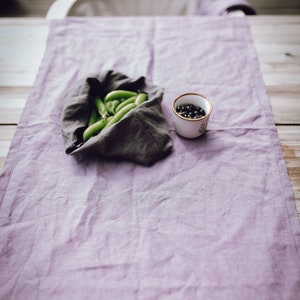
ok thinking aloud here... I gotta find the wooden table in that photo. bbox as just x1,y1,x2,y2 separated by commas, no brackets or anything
0,16,299,217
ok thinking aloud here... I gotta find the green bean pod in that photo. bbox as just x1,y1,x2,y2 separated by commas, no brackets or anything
104,90,138,103
94,97,108,119
115,96,137,113
83,118,107,142
106,115,114,123
104,103,136,129
106,100,120,115
135,92,148,105
88,106,100,126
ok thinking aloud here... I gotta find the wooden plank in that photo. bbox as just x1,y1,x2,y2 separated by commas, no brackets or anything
248,16,300,126
259,63,300,86
0,19,48,86
0,86,31,101
270,91,300,125
0,125,16,172
280,141,300,158
0,18,49,26
285,157,300,176
248,16,300,44
277,125,300,215
0,86,30,124
267,86,300,125
252,44,300,64
0,108,23,124
277,126,300,167
0,140,11,158
277,125,300,141
0,125,17,141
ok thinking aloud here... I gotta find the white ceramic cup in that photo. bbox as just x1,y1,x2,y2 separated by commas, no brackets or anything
172,93,213,139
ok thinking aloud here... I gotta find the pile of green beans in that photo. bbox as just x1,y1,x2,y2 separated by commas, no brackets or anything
83,90,148,142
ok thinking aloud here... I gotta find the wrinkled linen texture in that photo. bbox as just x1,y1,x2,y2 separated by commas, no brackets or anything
1,17,300,299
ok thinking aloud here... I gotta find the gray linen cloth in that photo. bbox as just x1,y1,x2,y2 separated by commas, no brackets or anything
61,70,173,165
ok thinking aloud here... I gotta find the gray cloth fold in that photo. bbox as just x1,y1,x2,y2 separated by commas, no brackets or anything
61,70,173,165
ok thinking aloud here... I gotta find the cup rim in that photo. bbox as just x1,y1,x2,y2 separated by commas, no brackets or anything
172,92,213,121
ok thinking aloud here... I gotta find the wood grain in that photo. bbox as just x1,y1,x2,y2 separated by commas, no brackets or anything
250,16,300,217
277,125,300,216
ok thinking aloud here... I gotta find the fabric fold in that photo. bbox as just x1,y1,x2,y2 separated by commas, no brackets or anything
61,70,173,166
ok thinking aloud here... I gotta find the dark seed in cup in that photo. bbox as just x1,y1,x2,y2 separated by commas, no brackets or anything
176,104,206,119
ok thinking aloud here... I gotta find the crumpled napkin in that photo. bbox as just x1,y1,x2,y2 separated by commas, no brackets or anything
61,70,173,165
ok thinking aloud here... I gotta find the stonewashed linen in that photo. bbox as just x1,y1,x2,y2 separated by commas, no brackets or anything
61,70,173,166
1,17,300,299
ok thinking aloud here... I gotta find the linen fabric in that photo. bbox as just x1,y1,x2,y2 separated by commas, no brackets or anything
0,17,300,299
61,70,173,165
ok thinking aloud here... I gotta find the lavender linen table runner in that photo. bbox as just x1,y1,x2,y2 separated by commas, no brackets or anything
1,17,300,299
